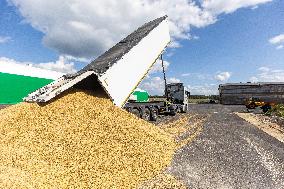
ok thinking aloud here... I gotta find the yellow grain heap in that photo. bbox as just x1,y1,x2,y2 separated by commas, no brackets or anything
0,90,176,188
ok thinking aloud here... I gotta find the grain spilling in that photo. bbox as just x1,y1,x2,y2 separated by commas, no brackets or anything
0,90,176,188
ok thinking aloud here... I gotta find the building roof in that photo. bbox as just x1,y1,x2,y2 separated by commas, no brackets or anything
219,82,284,87
75,16,168,76
0,61,64,80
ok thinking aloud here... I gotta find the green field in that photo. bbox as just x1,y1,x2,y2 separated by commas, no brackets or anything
0,72,53,104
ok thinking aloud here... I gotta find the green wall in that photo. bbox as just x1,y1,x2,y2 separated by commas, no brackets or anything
0,72,53,104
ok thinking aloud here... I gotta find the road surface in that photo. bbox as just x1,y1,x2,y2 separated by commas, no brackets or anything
167,104,284,189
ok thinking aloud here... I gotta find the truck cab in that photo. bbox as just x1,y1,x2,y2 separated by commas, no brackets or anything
166,83,190,112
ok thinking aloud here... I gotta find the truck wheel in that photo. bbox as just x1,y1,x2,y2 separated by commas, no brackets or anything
150,108,158,121
169,109,176,116
248,103,256,109
131,108,141,118
141,108,151,121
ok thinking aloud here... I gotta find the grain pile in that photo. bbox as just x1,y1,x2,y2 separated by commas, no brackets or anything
0,90,176,188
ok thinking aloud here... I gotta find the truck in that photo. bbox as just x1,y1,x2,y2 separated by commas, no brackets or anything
124,56,189,121
23,16,189,121
125,82,190,121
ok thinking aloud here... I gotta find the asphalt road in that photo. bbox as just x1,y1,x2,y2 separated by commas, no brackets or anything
167,104,284,189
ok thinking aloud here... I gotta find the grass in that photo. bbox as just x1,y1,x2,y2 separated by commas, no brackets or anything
266,104,284,117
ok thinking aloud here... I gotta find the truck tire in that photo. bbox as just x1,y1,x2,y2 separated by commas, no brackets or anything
247,103,256,109
168,105,176,116
141,107,151,121
150,107,158,121
131,108,141,118
169,108,176,116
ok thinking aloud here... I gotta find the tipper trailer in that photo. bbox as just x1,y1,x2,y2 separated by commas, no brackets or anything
24,16,189,121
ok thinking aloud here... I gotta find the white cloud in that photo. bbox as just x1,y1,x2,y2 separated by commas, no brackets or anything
269,34,284,45
148,59,170,75
0,36,11,44
269,34,284,50
181,72,213,80
250,66,284,82
187,84,218,95
250,76,259,83
0,56,76,74
139,76,181,95
9,0,215,58
201,0,272,14
276,45,283,50
34,56,77,74
214,71,231,82
168,77,181,83
258,66,270,72
181,73,191,77
9,0,271,59
139,76,165,95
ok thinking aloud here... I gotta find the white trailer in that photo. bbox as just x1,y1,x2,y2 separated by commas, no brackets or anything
24,16,170,108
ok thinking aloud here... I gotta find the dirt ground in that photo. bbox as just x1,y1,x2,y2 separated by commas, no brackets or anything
236,112,284,143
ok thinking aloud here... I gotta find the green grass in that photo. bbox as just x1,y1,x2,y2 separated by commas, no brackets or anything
266,104,284,117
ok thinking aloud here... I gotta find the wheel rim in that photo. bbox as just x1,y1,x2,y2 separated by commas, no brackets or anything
132,109,140,118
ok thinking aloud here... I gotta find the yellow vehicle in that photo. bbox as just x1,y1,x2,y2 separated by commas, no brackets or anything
245,97,276,113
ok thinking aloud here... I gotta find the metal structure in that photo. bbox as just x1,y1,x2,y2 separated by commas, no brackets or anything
166,83,189,104
219,82,284,105
24,16,170,107
161,54,168,101
0,62,63,104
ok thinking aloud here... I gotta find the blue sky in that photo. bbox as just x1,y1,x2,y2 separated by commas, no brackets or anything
0,0,283,95
166,1,284,84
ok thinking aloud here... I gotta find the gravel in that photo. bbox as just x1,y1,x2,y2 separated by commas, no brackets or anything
167,104,284,189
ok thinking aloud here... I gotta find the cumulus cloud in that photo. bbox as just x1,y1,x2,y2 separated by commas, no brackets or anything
0,36,11,44
250,66,284,82
201,0,272,14
0,56,76,74
9,0,214,58
9,0,271,59
214,71,231,82
168,77,181,83
269,34,284,44
148,59,170,75
276,45,284,50
187,83,218,95
258,66,270,72
34,56,77,73
269,34,284,50
139,76,165,95
139,76,181,95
